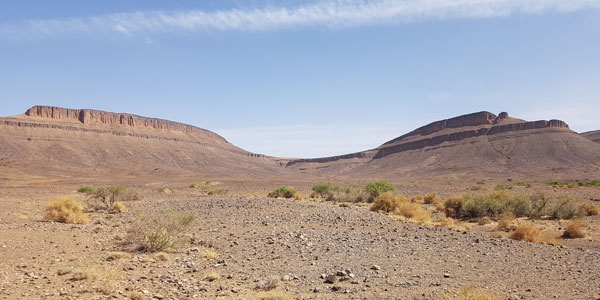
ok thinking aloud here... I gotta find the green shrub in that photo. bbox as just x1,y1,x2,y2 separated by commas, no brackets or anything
444,192,531,220
127,210,196,252
77,186,94,193
476,180,485,185
312,182,336,198
529,193,550,218
577,179,600,187
88,185,141,209
365,180,395,202
268,186,297,198
551,196,580,219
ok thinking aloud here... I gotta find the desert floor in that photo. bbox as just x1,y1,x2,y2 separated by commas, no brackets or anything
0,177,599,300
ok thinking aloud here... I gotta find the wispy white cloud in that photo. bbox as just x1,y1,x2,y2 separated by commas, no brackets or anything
1,0,599,39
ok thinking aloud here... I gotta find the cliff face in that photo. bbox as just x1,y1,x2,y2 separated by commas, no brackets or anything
287,112,571,166
25,105,226,142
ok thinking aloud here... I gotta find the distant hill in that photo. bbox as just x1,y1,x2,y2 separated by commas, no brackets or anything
1,106,599,181
581,130,600,144
286,111,600,180
0,105,288,180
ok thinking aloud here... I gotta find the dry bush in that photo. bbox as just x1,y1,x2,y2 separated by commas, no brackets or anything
578,203,600,216
562,219,587,239
371,192,405,213
110,201,127,213
87,185,141,209
509,224,562,245
250,290,294,300
396,201,432,224
497,213,515,231
510,224,541,243
207,188,228,196
45,197,89,224
411,195,424,203
70,266,123,295
424,193,441,204
438,217,466,231
372,193,431,223
127,210,196,252
438,286,502,300
444,195,465,218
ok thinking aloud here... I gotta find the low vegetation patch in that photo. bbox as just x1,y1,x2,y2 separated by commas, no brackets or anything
365,180,395,202
509,224,541,243
550,196,580,219
127,210,196,252
371,192,431,224
562,219,587,239
268,186,297,198
444,192,583,221
509,224,560,245
77,186,94,193
44,196,89,224
83,185,141,209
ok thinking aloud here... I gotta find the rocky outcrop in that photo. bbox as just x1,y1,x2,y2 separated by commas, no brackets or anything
25,105,224,140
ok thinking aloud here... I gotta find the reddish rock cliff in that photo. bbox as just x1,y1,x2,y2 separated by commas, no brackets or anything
25,105,226,142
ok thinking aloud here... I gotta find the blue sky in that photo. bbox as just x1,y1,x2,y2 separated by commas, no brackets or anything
1,0,599,158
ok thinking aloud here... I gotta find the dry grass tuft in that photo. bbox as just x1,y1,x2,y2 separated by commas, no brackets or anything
424,193,441,204
371,192,406,213
496,212,515,231
478,217,491,225
509,224,541,242
202,248,219,259
250,290,294,300
410,195,424,203
578,203,600,216
562,219,587,239
126,210,196,252
110,201,127,213
45,196,89,224
372,193,431,224
509,224,561,245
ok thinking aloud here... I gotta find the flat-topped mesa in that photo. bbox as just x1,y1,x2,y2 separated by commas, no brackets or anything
384,111,497,145
24,105,225,141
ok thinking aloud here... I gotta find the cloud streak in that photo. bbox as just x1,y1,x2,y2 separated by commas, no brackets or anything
1,0,599,39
